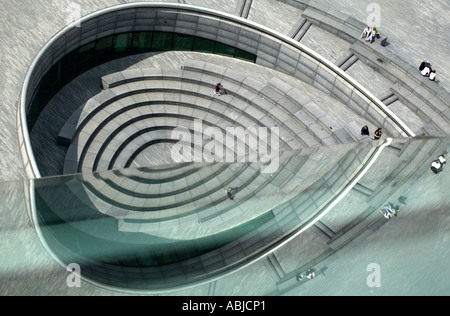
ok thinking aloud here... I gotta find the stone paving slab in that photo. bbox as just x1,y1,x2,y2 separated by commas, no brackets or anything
299,25,352,63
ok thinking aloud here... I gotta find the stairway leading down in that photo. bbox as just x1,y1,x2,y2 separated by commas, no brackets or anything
53,58,375,241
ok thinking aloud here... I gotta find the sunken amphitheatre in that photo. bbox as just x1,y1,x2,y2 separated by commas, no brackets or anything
1,0,449,296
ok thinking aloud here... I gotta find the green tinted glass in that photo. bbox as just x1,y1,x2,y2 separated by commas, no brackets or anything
14,137,450,293
152,32,173,51
95,36,113,51
94,36,114,65
132,32,153,52
193,37,215,53
235,48,257,62
114,33,132,53
77,42,95,73
214,42,236,57
173,34,195,51
27,31,256,130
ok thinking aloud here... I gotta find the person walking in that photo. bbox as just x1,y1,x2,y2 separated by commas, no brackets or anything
373,128,383,140
214,83,223,96
361,125,370,137
226,187,234,200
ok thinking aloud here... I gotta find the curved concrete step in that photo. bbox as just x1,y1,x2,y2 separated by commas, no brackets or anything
61,64,371,175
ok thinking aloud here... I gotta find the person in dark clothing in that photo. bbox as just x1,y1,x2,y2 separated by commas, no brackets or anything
361,125,370,137
430,154,446,174
419,61,432,71
226,187,234,200
214,83,223,96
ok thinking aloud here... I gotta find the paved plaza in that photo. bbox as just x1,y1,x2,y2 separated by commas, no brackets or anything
0,0,449,296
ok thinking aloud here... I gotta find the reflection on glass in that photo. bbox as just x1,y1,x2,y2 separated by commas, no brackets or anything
27,137,450,291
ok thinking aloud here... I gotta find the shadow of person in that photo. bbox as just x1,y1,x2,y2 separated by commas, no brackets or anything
380,37,389,47
398,196,407,205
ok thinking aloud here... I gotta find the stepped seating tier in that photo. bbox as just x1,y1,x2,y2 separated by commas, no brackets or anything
54,59,381,240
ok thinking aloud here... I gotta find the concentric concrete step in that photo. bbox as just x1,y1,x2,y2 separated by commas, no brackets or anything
54,54,385,236
62,62,368,175
53,60,380,239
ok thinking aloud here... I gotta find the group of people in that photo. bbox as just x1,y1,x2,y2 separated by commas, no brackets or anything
361,28,437,81
297,268,316,281
361,26,380,43
419,61,437,81
430,154,446,174
375,154,446,221
381,204,398,219
360,125,383,140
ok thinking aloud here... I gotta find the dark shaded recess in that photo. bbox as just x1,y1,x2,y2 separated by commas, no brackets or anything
27,31,256,130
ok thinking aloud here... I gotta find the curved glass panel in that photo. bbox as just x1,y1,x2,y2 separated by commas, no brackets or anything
27,31,257,130
18,137,448,293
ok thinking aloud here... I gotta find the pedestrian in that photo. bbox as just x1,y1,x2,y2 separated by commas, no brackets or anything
214,83,223,96
429,70,436,81
361,125,370,137
373,128,383,140
226,187,234,200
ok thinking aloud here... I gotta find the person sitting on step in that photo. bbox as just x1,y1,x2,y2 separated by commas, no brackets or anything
361,26,371,39
429,70,436,81
366,27,379,43
430,154,446,174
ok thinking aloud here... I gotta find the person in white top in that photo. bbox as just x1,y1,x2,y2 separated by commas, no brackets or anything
361,26,371,39
382,204,398,219
429,70,436,81
421,66,431,76
430,154,446,174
